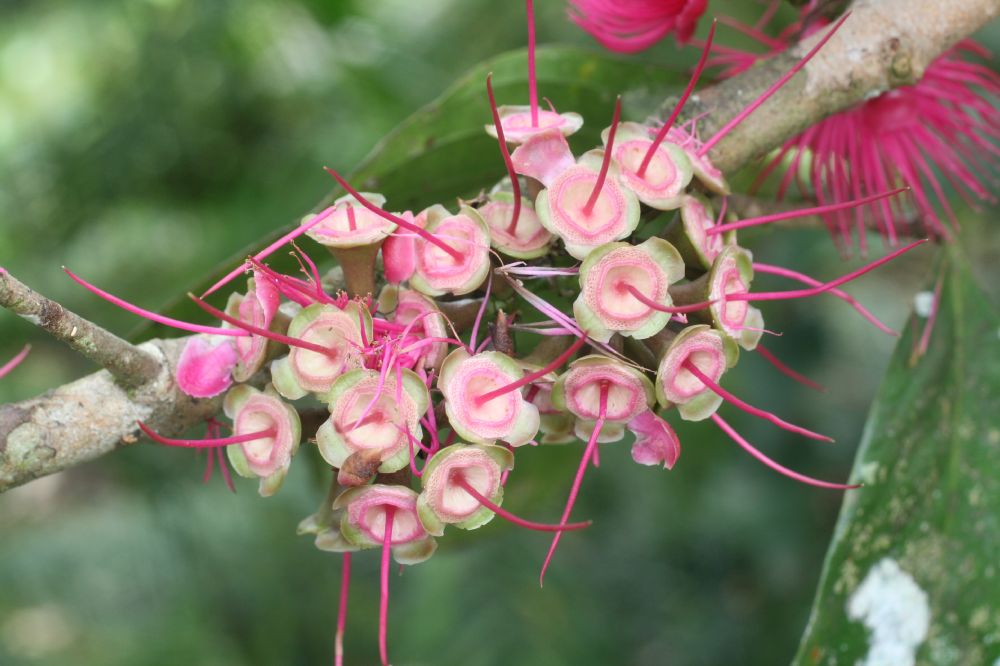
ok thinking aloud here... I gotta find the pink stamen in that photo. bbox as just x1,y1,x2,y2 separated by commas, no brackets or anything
324,168,464,262
682,360,832,442
583,97,622,215
730,239,928,302
526,0,539,126
716,14,786,49
708,188,908,234
402,426,428,477
475,335,588,405
137,421,276,448
346,203,357,232
623,284,714,314
711,414,859,489
637,20,717,178
64,268,247,338
698,13,851,157
248,257,334,307
755,344,826,393
486,76,523,235
753,262,897,335
335,552,352,666
0,344,30,380
202,204,338,297
378,507,396,666
913,272,944,360
189,294,339,358
454,475,591,532
540,380,608,586
218,447,235,492
469,271,492,353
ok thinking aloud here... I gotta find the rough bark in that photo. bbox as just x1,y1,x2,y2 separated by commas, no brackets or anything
0,337,221,492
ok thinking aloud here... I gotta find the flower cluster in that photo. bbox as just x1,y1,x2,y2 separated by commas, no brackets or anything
63,6,931,665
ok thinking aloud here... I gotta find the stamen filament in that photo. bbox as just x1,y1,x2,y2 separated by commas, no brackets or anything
323,168,464,261
378,507,396,666
698,13,851,157
624,284,714,314
475,336,587,405
335,552,352,666
455,476,591,532
730,239,927,302
202,204,338,297
485,76,523,235
188,294,338,358
526,0,538,126
346,203,357,232
540,380,608,586
755,345,826,392
138,421,276,448
682,360,832,442
64,268,247,337
707,188,908,234
584,97,622,215
0,344,30,380
753,262,897,335
637,20,717,177
711,414,859,490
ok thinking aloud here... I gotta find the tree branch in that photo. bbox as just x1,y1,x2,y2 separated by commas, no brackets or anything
0,269,160,387
0,337,221,492
1,0,996,493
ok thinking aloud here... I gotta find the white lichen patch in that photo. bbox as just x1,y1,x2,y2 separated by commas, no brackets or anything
913,290,935,317
848,558,930,666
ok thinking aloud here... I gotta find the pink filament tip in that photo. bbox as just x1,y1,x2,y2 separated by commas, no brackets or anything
378,507,396,666
540,380,608,586
335,552,352,666
0,344,31,380
732,239,928,302
711,413,860,490
64,268,247,338
137,421,276,448
323,168,464,262
455,475,591,532
638,19,717,178
754,345,826,392
682,360,833,442
526,0,539,126
475,335,587,405
752,262,897,335
583,96,622,215
486,75,523,236
624,284,714,314
698,13,851,157
708,188,909,235
188,294,337,358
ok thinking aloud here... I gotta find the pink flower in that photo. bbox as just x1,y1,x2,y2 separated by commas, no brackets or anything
770,42,1000,248
175,336,238,398
707,11,999,248
567,0,708,52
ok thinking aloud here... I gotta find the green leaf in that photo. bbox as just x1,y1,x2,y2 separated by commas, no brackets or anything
135,46,682,340
793,246,1000,666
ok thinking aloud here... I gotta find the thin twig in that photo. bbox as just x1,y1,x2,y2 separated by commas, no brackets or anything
0,269,160,387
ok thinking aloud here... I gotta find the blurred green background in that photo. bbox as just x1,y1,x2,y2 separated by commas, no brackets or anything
1,1,996,665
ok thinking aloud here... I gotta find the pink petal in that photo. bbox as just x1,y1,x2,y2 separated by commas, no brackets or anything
510,129,576,188
176,336,239,398
627,409,681,469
